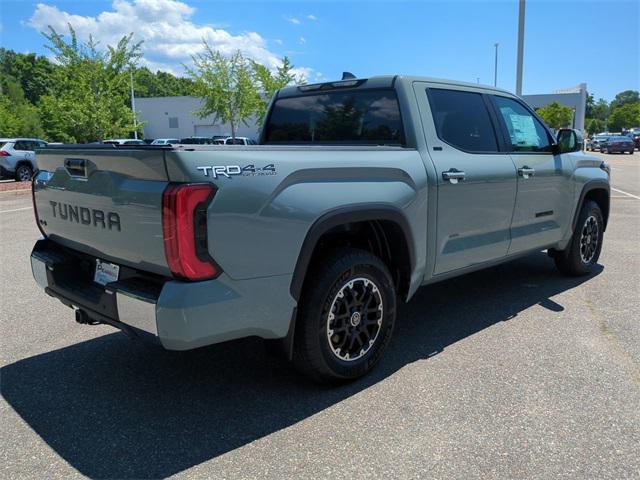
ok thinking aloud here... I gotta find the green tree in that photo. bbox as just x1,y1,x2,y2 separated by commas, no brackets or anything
251,56,302,124
186,46,261,140
536,101,574,130
0,48,57,104
36,25,142,142
590,98,609,121
133,66,197,98
0,74,45,138
607,103,640,132
585,118,605,136
609,90,639,111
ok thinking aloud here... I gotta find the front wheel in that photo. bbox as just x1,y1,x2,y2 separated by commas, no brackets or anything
293,248,396,383
554,200,604,276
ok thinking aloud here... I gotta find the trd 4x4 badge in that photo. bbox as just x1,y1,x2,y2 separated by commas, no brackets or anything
196,164,276,179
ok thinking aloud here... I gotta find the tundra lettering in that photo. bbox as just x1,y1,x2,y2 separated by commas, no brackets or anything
31,74,609,383
48,201,121,231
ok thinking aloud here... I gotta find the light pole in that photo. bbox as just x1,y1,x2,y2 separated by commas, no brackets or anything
494,43,499,87
516,0,526,95
130,69,138,139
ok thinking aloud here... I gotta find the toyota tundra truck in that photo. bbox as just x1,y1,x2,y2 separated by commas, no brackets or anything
30,75,610,382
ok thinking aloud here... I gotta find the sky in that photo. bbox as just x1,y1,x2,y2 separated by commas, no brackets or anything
0,0,638,101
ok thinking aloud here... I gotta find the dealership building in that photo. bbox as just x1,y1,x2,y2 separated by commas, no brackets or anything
137,83,588,140
136,96,260,140
522,83,588,132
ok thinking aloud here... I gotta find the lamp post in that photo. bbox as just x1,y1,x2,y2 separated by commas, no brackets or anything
494,43,499,87
130,69,138,139
516,0,526,95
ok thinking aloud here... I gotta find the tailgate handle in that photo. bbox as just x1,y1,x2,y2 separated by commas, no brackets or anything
64,158,87,177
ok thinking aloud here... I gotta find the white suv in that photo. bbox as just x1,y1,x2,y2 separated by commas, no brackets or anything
0,138,48,181
224,137,258,145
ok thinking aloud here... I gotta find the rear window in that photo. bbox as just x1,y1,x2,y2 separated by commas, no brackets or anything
264,89,405,145
427,88,499,152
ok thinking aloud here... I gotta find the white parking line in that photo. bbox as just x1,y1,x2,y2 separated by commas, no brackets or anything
0,206,33,214
611,188,640,200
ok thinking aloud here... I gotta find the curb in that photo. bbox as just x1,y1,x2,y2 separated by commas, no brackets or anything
0,188,31,196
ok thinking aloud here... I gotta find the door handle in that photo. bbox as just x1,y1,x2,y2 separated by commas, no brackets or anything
64,158,87,177
442,168,466,184
518,166,535,178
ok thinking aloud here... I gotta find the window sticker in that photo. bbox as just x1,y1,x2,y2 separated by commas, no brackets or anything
508,113,539,146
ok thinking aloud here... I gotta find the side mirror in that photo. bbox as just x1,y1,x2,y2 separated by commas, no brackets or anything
556,128,583,154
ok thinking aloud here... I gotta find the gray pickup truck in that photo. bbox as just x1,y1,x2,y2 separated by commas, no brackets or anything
30,75,610,382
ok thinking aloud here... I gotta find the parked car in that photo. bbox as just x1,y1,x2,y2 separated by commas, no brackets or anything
179,137,214,145
30,75,610,383
224,137,258,145
600,135,635,154
102,139,146,145
625,128,640,149
150,138,180,145
586,134,611,152
0,138,48,181
212,135,229,144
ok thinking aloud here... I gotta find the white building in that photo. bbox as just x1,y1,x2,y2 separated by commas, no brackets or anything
523,83,588,131
136,96,260,140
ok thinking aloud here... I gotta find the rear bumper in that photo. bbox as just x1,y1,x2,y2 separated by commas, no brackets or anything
606,146,633,152
31,239,296,350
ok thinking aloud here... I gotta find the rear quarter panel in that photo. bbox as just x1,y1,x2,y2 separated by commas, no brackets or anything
166,147,428,282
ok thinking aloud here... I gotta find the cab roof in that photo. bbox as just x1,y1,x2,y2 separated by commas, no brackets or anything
276,75,516,98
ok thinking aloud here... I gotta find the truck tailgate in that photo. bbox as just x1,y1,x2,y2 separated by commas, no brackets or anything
33,148,170,276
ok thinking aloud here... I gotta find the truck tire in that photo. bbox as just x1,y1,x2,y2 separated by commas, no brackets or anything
293,248,396,383
15,164,33,182
554,200,604,276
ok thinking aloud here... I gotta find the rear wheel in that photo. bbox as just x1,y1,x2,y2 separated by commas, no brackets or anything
554,200,604,276
293,248,396,383
15,164,33,182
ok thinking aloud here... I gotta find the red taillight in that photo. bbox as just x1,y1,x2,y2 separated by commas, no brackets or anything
162,183,220,281
0,151,10,156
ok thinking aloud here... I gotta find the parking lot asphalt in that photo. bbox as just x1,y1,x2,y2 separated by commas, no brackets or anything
1,152,639,479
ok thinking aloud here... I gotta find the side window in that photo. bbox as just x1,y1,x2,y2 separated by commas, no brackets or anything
493,96,551,152
427,88,498,152
14,141,29,151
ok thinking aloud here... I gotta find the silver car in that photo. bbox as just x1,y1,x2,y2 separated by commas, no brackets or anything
0,138,48,181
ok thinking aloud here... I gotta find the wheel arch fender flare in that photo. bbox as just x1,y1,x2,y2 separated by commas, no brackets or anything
289,204,416,302
573,179,610,232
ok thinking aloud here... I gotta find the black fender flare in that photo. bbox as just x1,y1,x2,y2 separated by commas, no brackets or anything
289,204,415,301
572,179,610,231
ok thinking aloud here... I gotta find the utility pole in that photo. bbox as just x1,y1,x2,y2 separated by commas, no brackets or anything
494,43,499,87
516,0,526,95
130,69,138,139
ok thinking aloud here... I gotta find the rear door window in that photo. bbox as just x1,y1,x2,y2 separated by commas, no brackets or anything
264,89,405,145
14,141,30,151
493,96,552,152
426,88,499,152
